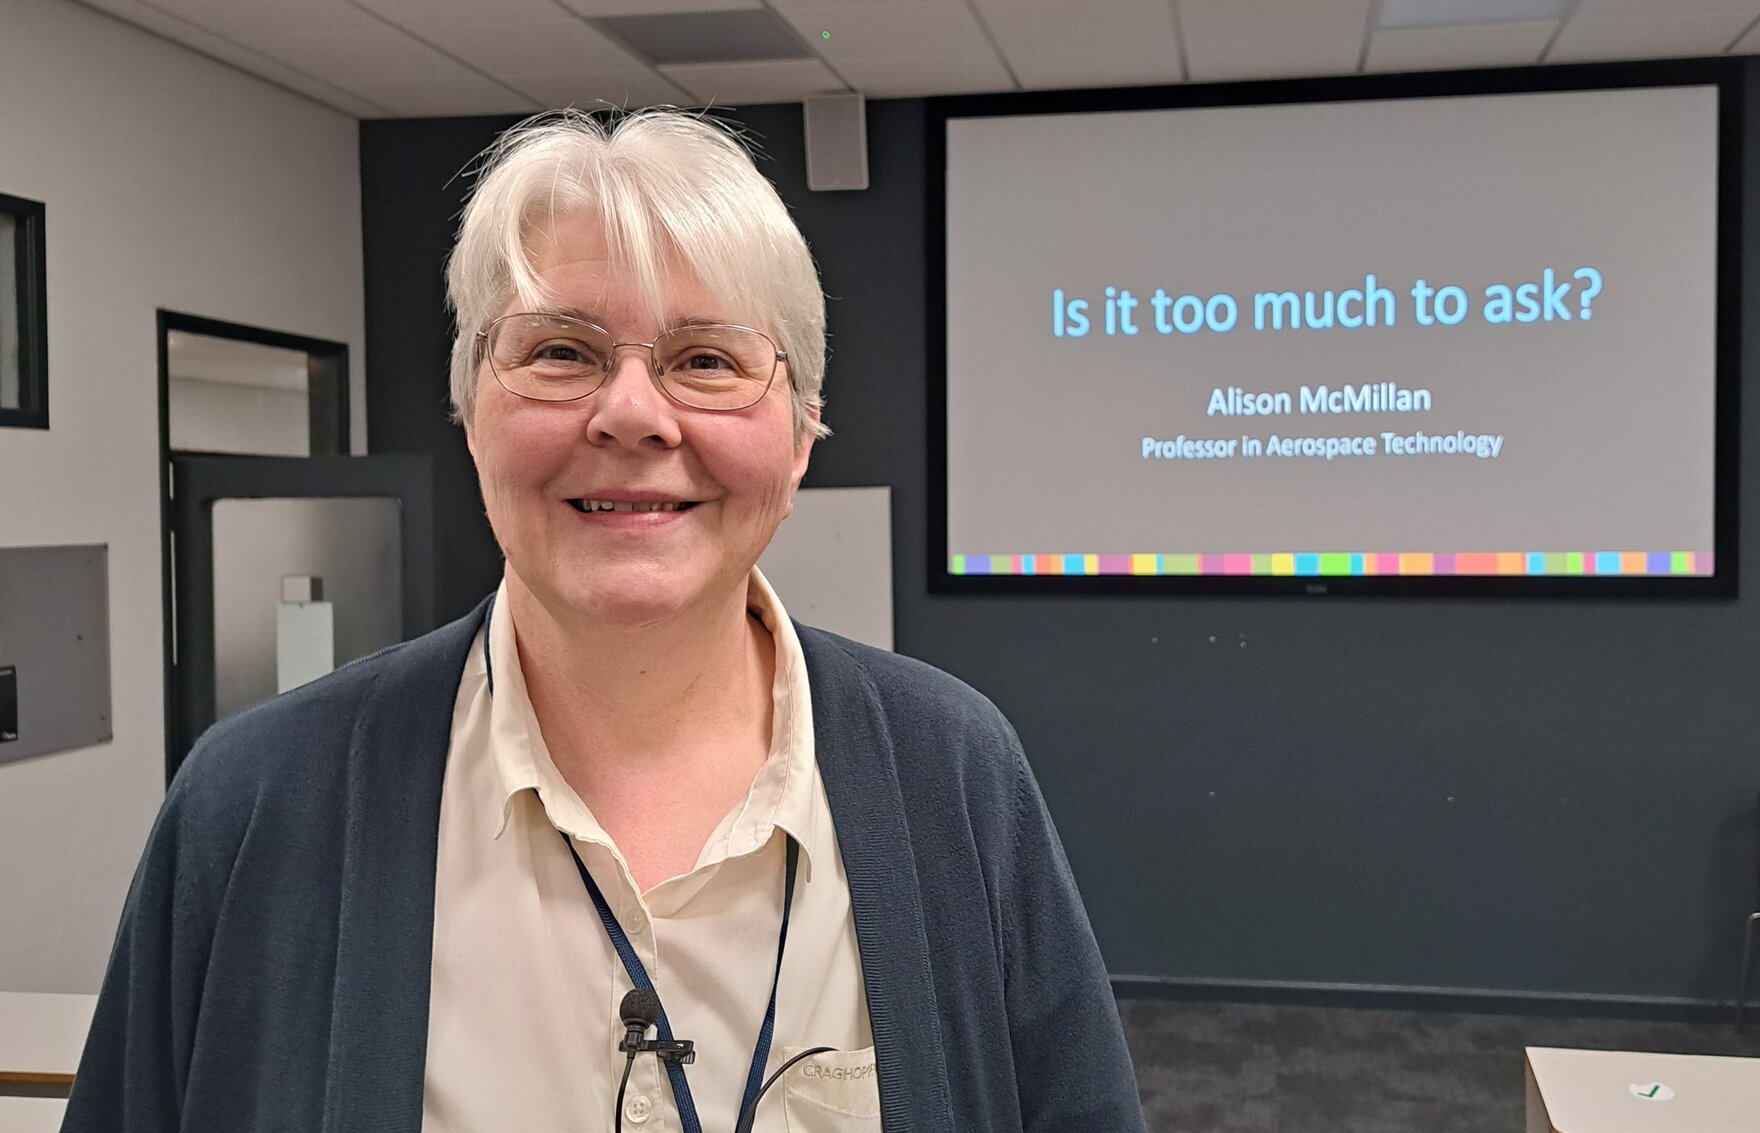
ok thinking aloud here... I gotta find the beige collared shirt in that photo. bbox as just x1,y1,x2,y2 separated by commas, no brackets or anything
423,570,877,1133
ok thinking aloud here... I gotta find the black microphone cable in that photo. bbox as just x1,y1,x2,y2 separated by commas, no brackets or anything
731,1045,843,1133
613,986,846,1133
615,988,661,1133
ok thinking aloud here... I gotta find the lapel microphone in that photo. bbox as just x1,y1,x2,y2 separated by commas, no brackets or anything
616,989,660,1133
619,989,660,1054
615,989,703,1132
615,995,847,1132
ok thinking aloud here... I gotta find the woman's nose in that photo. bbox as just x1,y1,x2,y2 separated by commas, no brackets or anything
581,348,682,449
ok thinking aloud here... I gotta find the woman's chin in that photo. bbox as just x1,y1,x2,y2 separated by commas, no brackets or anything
547,576,707,632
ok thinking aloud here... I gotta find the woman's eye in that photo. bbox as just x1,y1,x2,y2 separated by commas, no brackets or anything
532,340,601,366
675,351,735,372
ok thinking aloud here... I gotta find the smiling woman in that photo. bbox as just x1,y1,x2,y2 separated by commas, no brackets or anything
464,204,812,647
62,109,1147,1133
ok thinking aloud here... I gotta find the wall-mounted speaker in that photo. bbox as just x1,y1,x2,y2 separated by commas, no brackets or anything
804,92,868,192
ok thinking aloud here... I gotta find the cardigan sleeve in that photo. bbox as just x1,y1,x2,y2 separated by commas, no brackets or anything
59,736,250,1132
996,730,1149,1133
798,623,1149,1133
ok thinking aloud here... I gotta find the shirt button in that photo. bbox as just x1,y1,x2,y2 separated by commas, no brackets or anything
624,910,647,935
624,1094,654,1124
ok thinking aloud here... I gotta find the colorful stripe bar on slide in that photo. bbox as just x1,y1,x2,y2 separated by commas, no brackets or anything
949,552,1713,576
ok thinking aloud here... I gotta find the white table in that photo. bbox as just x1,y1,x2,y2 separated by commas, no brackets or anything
0,992,96,1092
0,1096,68,1132
1526,1046,1760,1133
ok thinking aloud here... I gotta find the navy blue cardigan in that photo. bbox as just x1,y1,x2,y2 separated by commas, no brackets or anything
62,601,1145,1132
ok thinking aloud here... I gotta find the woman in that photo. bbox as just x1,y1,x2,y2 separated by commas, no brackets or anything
64,110,1145,1132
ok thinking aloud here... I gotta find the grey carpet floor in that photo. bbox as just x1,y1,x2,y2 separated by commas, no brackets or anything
1119,999,1760,1132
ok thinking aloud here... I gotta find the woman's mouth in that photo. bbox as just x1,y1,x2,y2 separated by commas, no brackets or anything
568,498,698,513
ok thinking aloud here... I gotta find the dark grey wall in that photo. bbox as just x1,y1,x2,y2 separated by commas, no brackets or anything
362,77,1760,1012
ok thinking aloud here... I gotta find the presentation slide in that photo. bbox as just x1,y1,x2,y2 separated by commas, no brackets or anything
943,86,1721,581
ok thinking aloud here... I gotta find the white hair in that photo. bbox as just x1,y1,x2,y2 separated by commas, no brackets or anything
445,108,829,440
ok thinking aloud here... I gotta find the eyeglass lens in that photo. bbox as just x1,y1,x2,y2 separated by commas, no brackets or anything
486,315,777,410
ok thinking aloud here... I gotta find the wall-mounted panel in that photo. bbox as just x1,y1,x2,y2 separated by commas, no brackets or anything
0,546,111,766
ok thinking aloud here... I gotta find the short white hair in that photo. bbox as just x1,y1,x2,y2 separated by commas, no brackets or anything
445,108,829,440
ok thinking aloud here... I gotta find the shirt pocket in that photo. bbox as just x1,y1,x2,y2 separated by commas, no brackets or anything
775,1045,881,1133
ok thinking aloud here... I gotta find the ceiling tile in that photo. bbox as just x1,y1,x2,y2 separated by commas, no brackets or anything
1572,0,1760,17
658,58,846,103
76,0,247,53
503,69,692,109
1186,32,1364,82
1177,0,1372,41
1364,19,1558,72
1378,0,1573,27
181,35,397,115
767,0,966,7
1009,48,1184,90
558,0,763,14
351,0,572,23
403,19,643,75
141,0,381,37
340,73,542,117
1731,19,1760,50
774,2,995,61
73,0,162,19
233,24,488,86
257,78,395,118
1548,14,1756,61
75,0,392,115
974,0,1179,55
835,52,1015,97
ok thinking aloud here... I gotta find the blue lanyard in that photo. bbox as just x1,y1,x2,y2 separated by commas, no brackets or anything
564,833,799,1133
480,592,800,1131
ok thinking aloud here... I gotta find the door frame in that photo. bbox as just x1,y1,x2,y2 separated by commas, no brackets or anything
167,454,436,779
157,309,371,783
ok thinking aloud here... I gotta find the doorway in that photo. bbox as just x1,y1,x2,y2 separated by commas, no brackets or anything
158,311,436,781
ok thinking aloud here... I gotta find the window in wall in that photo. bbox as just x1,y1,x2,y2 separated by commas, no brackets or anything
161,314,348,458
168,332,318,457
0,193,47,429
0,215,15,412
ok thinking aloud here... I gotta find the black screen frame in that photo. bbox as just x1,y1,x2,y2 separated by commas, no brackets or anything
926,58,1743,598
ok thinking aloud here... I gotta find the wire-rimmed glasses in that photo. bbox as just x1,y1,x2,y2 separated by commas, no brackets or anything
476,313,787,412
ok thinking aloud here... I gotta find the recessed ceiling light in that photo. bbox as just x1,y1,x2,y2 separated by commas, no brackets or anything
1378,0,1574,30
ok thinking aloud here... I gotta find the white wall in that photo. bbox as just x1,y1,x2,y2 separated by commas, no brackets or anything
0,0,366,992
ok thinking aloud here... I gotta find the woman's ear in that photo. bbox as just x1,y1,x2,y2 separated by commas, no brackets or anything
790,407,819,494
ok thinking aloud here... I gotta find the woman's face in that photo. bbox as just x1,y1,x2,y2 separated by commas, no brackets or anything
467,212,814,630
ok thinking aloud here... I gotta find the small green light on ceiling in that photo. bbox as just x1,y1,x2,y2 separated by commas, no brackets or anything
821,30,831,39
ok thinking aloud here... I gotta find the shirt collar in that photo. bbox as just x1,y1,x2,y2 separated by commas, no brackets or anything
478,569,819,872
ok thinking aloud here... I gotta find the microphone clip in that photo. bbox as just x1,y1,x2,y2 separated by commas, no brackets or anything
643,1037,696,1065
617,1031,695,1064
617,1033,692,1063
614,987,693,1064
